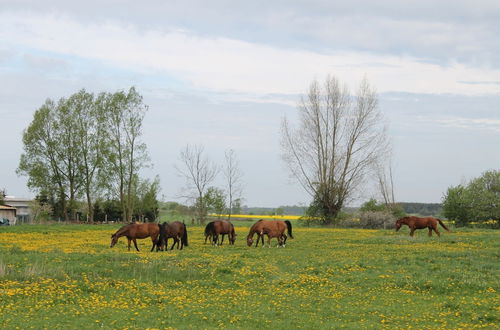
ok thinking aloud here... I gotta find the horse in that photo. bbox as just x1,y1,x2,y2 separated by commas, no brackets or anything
247,219,293,247
156,221,189,251
204,220,236,246
110,222,160,252
395,216,450,237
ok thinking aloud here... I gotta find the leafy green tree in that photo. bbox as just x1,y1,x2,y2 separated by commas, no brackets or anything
360,198,405,219
442,170,500,226
70,90,107,223
134,176,161,222
18,87,150,222
360,198,386,212
101,87,149,222
275,207,285,216
231,198,242,214
18,99,80,220
0,189,5,205
204,187,226,218
29,199,53,224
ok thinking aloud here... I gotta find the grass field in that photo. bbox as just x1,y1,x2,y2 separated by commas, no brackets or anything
0,223,498,329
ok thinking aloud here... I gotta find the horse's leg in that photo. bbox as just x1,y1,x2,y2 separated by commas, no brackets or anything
428,228,433,237
267,235,271,248
282,234,287,247
409,228,415,237
127,238,132,251
151,234,158,252
220,234,225,245
434,226,441,237
133,238,139,251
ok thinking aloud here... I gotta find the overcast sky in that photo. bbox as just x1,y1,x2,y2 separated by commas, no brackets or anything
1,0,499,207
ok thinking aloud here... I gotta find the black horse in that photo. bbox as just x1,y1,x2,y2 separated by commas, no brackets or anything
156,221,189,250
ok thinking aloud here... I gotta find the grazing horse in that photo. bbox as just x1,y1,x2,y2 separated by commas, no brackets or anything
156,221,189,250
396,216,450,237
110,222,160,252
204,220,236,246
247,219,293,247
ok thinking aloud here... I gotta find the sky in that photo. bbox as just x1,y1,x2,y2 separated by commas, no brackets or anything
1,0,499,207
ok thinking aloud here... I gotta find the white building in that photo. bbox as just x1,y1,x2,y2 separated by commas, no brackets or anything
4,196,33,224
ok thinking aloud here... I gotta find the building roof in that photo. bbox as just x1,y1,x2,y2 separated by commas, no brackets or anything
0,205,17,210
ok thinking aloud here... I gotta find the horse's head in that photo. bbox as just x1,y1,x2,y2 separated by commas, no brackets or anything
230,233,237,245
110,234,119,248
246,236,253,247
395,220,402,231
395,217,408,231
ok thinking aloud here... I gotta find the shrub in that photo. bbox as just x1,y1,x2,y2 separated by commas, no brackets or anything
359,211,396,229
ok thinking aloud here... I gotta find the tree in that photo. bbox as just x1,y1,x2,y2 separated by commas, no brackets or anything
29,199,53,224
176,145,218,223
102,87,149,222
0,189,5,205
204,187,227,217
134,176,161,222
18,87,150,223
443,170,500,226
281,75,389,224
69,90,107,223
224,149,243,220
18,98,82,220
231,198,242,214
442,185,470,226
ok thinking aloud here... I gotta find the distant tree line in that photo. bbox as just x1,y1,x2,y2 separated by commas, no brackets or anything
398,202,442,216
17,88,159,223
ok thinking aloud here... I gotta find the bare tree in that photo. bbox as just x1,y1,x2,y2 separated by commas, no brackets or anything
376,158,396,207
224,149,243,220
176,145,219,223
281,75,389,224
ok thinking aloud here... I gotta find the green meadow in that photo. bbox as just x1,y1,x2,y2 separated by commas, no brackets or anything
0,224,498,329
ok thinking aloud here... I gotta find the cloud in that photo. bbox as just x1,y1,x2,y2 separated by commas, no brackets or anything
2,11,500,97
433,117,500,132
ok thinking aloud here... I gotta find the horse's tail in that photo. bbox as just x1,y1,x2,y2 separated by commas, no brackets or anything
182,223,189,247
285,220,294,239
437,218,450,232
230,223,236,242
157,222,167,249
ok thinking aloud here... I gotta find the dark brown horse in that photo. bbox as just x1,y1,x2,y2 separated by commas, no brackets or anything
110,222,160,252
247,219,293,247
396,216,450,237
204,220,236,246
156,221,189,250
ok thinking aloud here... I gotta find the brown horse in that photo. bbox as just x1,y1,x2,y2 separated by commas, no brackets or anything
247,219,293,247
396,216,450,237
110,222,160,252
204,220,236,246
156,221,189,251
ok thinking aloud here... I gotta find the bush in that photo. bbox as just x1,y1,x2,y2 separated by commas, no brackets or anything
358,211,396,229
